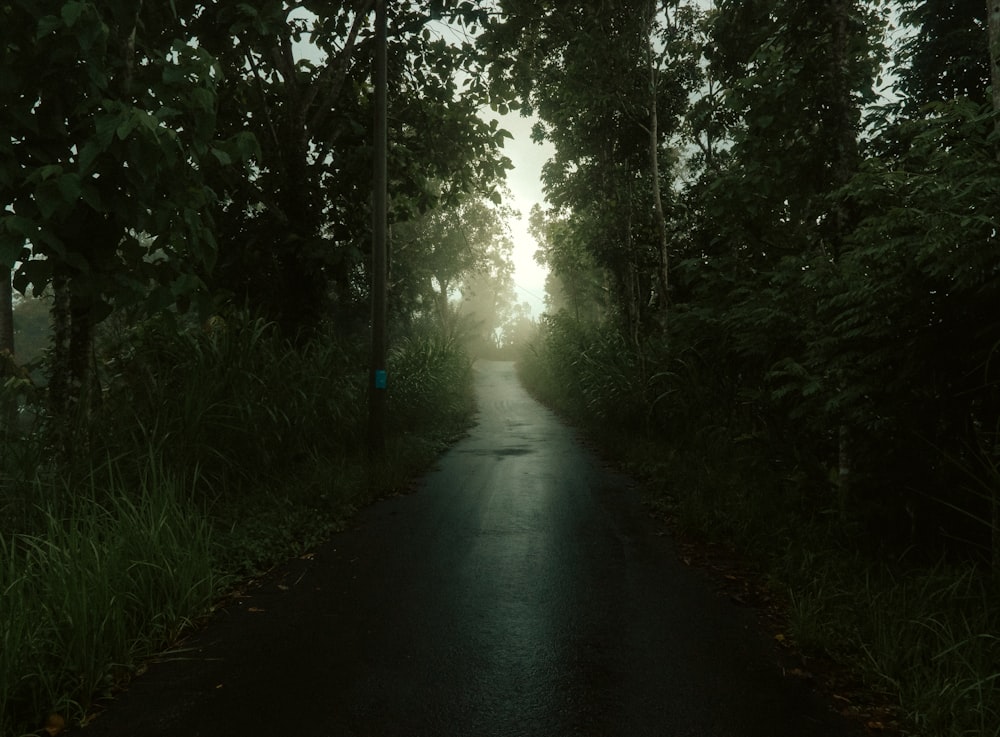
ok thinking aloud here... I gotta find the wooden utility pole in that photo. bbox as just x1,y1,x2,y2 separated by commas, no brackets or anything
988,0,1000,572
368,0,388,456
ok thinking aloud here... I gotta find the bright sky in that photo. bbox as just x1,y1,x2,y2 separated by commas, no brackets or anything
486,110,554,317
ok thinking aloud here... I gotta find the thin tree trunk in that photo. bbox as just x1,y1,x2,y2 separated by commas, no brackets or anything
649,61,670,327
0,266,15,440
49,270,72,426
0,264,13,356
68,292,96,425
830,0,859,509
624,181,642,352
647,17,670,331
990,0,1000,132
48,270,98,460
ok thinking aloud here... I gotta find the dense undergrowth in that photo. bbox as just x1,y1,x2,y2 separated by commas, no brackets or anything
0,315,474,736
518,315,1000,737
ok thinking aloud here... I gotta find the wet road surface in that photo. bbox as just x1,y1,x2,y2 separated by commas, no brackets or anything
80,360,859,736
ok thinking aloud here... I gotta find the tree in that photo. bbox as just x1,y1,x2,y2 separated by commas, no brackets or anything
188,1,514,333
528,205,605,323
391,194,516,352
0,1,246,431
482,0,701,344
678,2,885,486
897,0,991,110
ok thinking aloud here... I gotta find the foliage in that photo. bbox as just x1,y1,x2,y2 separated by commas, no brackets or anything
0,1,514,733
0,1,247,314
504,0,1000,733
390,194,518,354
94,313,367,497
11,294,52,367
0,312,479,733
388,329,475,432
0,460,215,734
188,1,514,332
896,0,991,109
785,554,1000,737
482,0,702,338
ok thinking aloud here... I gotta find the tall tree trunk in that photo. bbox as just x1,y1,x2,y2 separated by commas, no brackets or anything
68,292,97,425
623,177,642,353
49,269,72,427
646,8,669,330
48,268,98,461
0,264,13,356
829,0,860,509
990,0,1000,129
649,61,670,327
0,265,15,440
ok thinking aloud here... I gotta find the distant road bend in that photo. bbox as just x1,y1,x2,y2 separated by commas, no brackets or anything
81,360,859,737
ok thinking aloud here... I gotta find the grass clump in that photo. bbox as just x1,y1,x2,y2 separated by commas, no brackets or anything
518,318,1000,737
1,314,476,736
0,461,214,734
782,554,1000,737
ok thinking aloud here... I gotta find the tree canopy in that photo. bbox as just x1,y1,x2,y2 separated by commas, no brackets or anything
487,0,1000,566
1,0,519,427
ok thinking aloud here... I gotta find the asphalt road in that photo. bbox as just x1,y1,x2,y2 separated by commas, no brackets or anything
79,360,859,737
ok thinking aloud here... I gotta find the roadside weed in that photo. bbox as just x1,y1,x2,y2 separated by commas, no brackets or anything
0,462,214,733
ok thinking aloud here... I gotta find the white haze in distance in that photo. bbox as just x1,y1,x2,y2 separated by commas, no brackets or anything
292,12,555,317
488,110,554,318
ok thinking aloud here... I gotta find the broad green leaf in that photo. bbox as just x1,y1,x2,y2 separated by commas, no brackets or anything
210,147,232,166
34,164,64,182
78,141,102,172
35,180,67,219
0,217,35,265
35,14,63,38
94,111,121,147
116,113,138,140
55,173,83,205
80,180,102,210
60,1,85,28
162,62,186,86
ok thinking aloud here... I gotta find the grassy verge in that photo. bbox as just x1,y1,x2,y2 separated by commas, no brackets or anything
0,461,214,734
0,318,475,736
517,338,1000,737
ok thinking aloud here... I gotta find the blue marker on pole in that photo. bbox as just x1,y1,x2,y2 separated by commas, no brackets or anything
375,369,387,390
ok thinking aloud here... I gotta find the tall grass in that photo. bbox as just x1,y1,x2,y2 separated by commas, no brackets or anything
0,461,214,735
2,313,478,734
389,331,474,433
782,553,1000,737
97,314,367,498
519,317,1000,737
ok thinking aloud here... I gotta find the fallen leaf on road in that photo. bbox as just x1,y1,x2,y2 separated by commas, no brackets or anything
773,633,787,644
